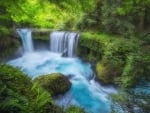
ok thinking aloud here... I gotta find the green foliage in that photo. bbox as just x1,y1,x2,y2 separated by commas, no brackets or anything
0,64,57,113
78,32,112,61
0,64,32,113
77,13,99,31
80,32,149,88
120,56,138,87
101,0,135,37
120,54,150,88
76,0,102,31
96,38,148,87
30,82,53,113
0,1,20,61
111,92,130,105
77,0,150,37
32,31,49,40
66,105,85,113
0,0,96,29
34,73,71,96
0,0,150,35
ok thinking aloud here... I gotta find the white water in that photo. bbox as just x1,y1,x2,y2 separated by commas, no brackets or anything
17,29,34,52
8,29,117,113
50,31,79,57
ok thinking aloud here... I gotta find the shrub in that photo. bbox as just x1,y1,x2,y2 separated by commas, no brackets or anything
120,54,149,88
0,64,55,113
95,36,142,86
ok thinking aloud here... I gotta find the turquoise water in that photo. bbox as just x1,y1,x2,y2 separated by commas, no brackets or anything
8,51,117,113
134,80,150,95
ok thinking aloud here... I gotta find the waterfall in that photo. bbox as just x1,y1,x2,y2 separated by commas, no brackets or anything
17,29,34,52
16,29,79,57
8,29,116,113
50,31,79,57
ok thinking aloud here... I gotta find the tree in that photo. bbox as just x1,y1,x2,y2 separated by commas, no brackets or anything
116,0,150,32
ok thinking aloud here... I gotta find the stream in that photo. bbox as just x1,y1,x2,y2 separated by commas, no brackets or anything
8,29,117,113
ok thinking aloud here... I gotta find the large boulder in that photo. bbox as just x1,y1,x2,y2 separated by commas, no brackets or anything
34,73,71,96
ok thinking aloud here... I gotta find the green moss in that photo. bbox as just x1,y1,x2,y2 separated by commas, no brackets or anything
120,55,147,88
96,59,123,84
78,32,138,62
0,36,20,61
78,32,140,61
32,31,49,41
95,42,140,86
66,105,85,113
34,73,71,96
111,93,129,105
78,32,112,61
80,32,146,87
79,32,110,53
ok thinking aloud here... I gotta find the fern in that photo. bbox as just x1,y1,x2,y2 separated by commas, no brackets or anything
30,82,52,112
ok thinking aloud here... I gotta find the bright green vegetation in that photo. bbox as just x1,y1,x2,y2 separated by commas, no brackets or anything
0,0,95,29
0,0,96,59
0,64,84,113
34,73,71,96
0,64,53,113
78,32,149,88
0,0,149,33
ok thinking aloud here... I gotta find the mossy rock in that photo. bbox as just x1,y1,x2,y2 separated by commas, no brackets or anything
0,35,20,59
96,59,123,84
34,73,71,96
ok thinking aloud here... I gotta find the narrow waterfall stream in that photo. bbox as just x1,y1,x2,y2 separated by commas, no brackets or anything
8,29,117,113
16,29,34,52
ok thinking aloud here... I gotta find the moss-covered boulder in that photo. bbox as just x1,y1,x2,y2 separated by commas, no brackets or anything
34,73,71,96
96,59,123,84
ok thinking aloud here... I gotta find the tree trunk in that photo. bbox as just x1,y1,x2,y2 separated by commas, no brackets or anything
138,8,146,32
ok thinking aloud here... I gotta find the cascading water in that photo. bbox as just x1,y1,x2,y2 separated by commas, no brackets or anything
17,29,34,52
50,31,79,57
8,29,117,113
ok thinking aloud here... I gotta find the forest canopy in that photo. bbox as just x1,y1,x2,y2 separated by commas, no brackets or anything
0,0,150,37
0,0,95,29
